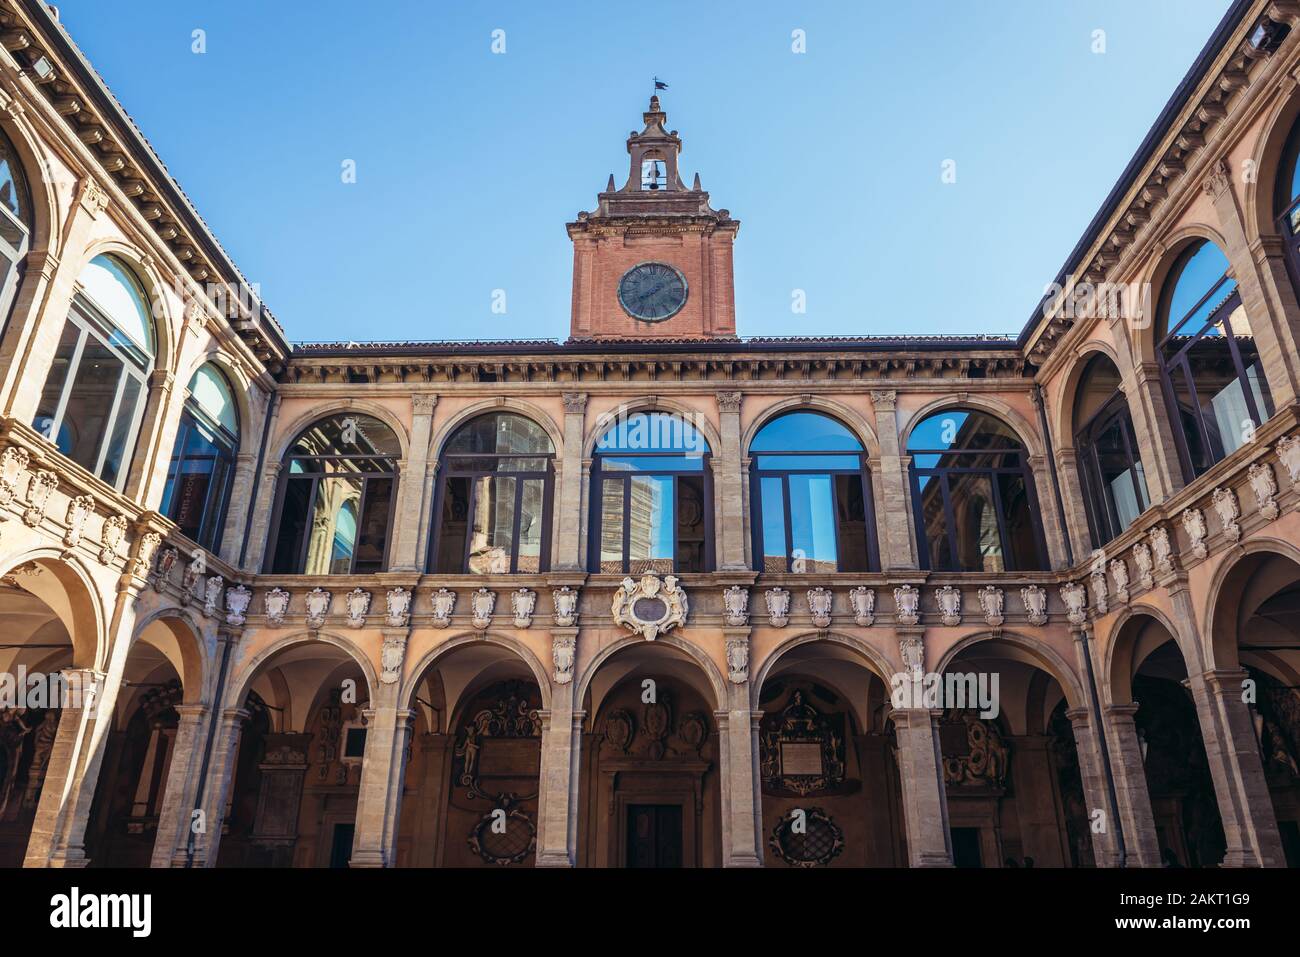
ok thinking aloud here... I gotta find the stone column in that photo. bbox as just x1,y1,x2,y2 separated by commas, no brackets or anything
218,452,259,567
1202,159,1300,408
243,460,283,572
891,706,953,867
23,668,105,867
190,707,248,867
1187,668,1286,867
1027,453,1071,569
716,628,761,866
388,393,437,571
871,390,917,569
351,629,413,867
126,368,180,505
1122,362,1184,502
1065,707,1121,867
1,178,109,420
536,631,580,867
555,393,587,570
714,391,747,570
149,704,209,868
1101,704,1161,867
1052,446,1095,561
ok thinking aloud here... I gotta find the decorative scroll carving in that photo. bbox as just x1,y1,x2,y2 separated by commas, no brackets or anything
552,634,575,684
385,586,411,627
468,800,536,866
769,807,845,868
849,586,875,626
304,587,332,630
1212,486,1241,543
726,637,749,684
722,585,749,627
431,587,456,628
936,585,961,627
1021,585,1048,626
977,585,1004,628
1276,436,1300,491
455,681,542,801
1249,461,1279,520
941,710,1009,789
510,588,535,628
893,585,919,626
715,391,742,414
551,586,579,627
1181,507,1208,560
612,572,687,641
806,587,833,628
264,588,290,626
765,587,790,628
899,635,924,679
134,531,161,578
760,690,846,796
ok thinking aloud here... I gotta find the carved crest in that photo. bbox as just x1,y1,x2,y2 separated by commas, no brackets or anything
226,584,252,626
759,690,846,796
899,635,924,679
380,635,406,685
893,585,919,626
722,585,749,627
936,585,961,627
1060,581,1088,626
1088,570,1108,616
385,586,411,627
154,547,179,592
98,514,127,565
611,572,688,641
431,588,456,628
1020,585,1048,626
305,587,332,629
471,587,496,630
133,531,161,578
552,634,575,684
1249,461,1279,520
551,586,579,627
346,587,371,628
63,495,93,548
1148,525,1174,577
22,470,57,527
806,587,833,628
265,588,291,626
764,587,790,628
1181,507,1208,560
510,588,536,628
1212,486,1241,543
1109,558,1130,604
977,586,1004,628
204,575,224,618
726,637,749,684
0,446,29,508
848,586,875,627
1133,542,1154,590
1276,435,1300,490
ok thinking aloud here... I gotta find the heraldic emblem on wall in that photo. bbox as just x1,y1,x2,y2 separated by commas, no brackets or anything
611,571,689,641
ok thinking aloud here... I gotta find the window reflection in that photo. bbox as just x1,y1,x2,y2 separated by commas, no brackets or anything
432,412,554,573
1073,355,1149,546
591,411,712,573
161,365,239,553
907,410,1046,572
749,411,876,573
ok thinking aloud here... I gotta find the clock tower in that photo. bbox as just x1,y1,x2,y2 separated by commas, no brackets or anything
567,96,740,340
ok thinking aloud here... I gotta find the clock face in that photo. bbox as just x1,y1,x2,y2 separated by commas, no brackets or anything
617,262,688,322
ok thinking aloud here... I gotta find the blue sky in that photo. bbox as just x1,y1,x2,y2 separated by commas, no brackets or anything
55,0,1233,343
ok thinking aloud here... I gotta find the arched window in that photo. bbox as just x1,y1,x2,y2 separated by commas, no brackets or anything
431,412,555,573
590,411,712,573
749,411,878,572
1156,240,1273,479
160,364,239,553
33,254,153,489
907,409,1047,572
1073,355,1149,546
266,413,399,574
0,128,32,328
1273,113,1300,283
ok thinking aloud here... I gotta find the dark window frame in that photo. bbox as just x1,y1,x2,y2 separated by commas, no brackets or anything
589,449,715,574
162,396,239,554
429,451,556,574
1155,243,1274,482
749,449,880,574
1074,386,1148,548
907,413,1049,573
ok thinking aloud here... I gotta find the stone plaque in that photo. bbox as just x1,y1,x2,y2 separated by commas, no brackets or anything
780,741,824,777
478,738,541,777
